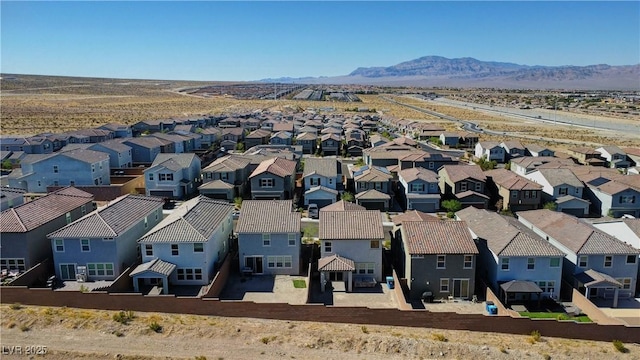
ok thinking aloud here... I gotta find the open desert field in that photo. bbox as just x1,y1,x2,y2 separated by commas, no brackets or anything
1,304,638,360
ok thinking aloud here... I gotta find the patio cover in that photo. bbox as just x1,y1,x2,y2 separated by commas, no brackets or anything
130,258,176,295
575,269,622,288
318,254,355,272
500,280,543,294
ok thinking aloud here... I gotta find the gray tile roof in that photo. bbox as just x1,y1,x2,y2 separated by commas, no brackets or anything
138,196,234,243
517,209,639,255
318,254,355,271
536,168,583,188
457,207,564,257
319,210,384,240
202,154,251,173
198,180,234,190
320,200,365,212
130,258,176,277
305,186,338,195
402,221,478,255
150,153,198,168
1,187,94,233
440,165,486,183
303,158,338,178
89,139,132,153
47,195,164,239
236,200,300,234
575,269,622,288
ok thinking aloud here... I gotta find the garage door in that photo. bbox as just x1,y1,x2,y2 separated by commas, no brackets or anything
412,202,435,212
362,201,386,211
561,208,584,217
205,193,229,200
309,199,333,209
150,190,174,198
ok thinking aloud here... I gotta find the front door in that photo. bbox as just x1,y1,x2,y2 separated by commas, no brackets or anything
453,279,470,298
60,264,76,280
244,256,264,274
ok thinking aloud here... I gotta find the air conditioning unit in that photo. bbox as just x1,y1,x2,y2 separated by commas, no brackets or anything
76,266,87,282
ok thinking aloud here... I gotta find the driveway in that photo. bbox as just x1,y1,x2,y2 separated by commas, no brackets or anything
220,273,308,305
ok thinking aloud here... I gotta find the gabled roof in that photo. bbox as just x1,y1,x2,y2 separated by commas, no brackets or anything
303,158,338,178
596,145,625,156
319,210,383,240
392,210,439,225
129,258,176,277
510,156,573,170
355,189,391,200
236,200,300,233
296,132,318,141
250,157,297,178
439,165,486,183
525,144,553,153
320,200,365,212
500,280,542,293
138,196,233,243
500,141,524,150
198,180,234,190
535,168,583,188
202,154,251,173
353,166,392,182
321,133,341,142
48,195,164,238
305,186,338,196
517,209,639,255
398,167,438,183
246,129,272,139
1,187,94,233
478,141,502,150
485,169,542,191
89,139,132,153
575,269,622,288
318,254,355,272
99,123,131,131
272,123,294,132
402,221,478,255
456,207,564,257
121,136,168,149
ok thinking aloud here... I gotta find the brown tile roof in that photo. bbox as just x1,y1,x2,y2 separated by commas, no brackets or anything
485,169,542,190
392,210,439,225
249,157,297,178
517,209,639,255
319,210,384,240
246,129,272,138
318,254,355,271
399,167,438,183
272,123,294,132
296,132,317,141
355,189,391,200
320,200,365,212
354,167,393,182
1,187,94,233
236,200,300,234
440,164,486,183
203,154,252,173
48,195,164,238
402,221,478,255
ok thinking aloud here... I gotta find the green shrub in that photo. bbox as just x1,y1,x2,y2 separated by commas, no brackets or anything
149,321,162,333
612,340,628,353
529,330,541,343
113,310,135,324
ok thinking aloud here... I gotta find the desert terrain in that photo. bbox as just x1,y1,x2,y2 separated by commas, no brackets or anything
1,304,638,360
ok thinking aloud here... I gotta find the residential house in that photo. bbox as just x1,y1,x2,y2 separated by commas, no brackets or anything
475,141,506,163
399,220,478,300
510,157,575,176
131,119,176,136
0,188,25,211
1,136,53,154
500,141,526,160
457,207,564,301
199,128,222,149
397,167,440,212
270,131,293,146
236,200,301,275
525,144,555,157
144,153,201,199
439,132,461,147
201,154,251,200
0,187,94,273
567,147,606,167
98,123,132,138
249,157,297,200
595,146,630,169
438,165,489,209
303,158,340,208
351,165,393,211
121,137,165,164
623,147,640,167
245,129,272,149
272,122,294,133
523,168,588,216
133,196,234,293
47,195,164,281
579,173,640,218
320,134,341,156
369,135,389,148
518,210,639,304
320,200,366,213
150,133,191,153
485,169,543,212
8,149,110,193
318,210,384,291
88,140,133,169
221,127,245,144
66,129,115,143
295,132,317,154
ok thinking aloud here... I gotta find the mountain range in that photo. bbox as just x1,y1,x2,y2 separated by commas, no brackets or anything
260,56,640,90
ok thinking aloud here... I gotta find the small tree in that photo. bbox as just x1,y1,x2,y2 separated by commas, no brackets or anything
442,199,462,217
235,142,245,151
1,159,12,170
543,202,557,210
341,192,355,202
475,156,497,171
354,158,365,166
234,197,243,209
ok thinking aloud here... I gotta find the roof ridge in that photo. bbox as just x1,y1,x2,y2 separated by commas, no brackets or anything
10,208,27,232
96,212,118,237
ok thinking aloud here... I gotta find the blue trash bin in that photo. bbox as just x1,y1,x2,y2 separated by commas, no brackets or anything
386,276,395,289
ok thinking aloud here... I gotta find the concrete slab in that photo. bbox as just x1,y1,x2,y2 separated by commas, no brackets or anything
423,299,486,314
55,280,113,292
220,273,308,305
309,281,398,308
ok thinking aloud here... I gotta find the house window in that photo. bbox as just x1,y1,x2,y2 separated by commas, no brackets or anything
627,255,637,264
159,173,174,181
81,239,90,252
262,233,271,247
53,165,59,173
526,257,535,270
460,182,467,192
53,180,59,187
145,244,153,256
0,258,26,272
501,257,510,271
475,182,482,192
288,233,296,247
355,263,375,275
144,217,148,229
149,173,154,181
550,258,560,268
87,263,114,277
324,241,332,253
463,255,473,269
54,239,64,252
177,268,203,281
578,255,588,268
370,240,380,249
428,162,434,169
620,195,636,204
604,255,613,268
440,278,449,292
616,278,632,290
260,178,274,188
536,281,555,294
310,177,321,186
436,255,446,269
410,183,425,192
193,243,204,253
511,190,518,198
171,244,179,256
221,172,228,181
267,256,292,269
374,182,382,190
558,187,568,196
81,205,87,215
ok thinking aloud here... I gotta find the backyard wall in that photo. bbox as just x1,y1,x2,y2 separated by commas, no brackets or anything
571,288,624,326
202,252,233,298
485,286,521,318
6,259,52,287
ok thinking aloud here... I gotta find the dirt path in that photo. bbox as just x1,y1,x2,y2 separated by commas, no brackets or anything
1,305,638,360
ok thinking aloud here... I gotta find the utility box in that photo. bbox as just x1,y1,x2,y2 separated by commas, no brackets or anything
486,301,498,315
386,276,394,289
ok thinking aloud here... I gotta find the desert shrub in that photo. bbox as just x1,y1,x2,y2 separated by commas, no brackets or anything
149,321,162,333
9,303,22,310
432,333,448,342
529,330,541,343
113,310,135,324
612,340,628,353
361,325,369,334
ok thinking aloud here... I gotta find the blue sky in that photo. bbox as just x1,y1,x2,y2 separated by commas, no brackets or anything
2,1,638,81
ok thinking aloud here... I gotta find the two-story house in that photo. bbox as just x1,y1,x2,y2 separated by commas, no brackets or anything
485,169,543,212
270,131,293,146
352,165,393,211
523,168,589,216
475,141,506,163
245,129,272,149
88,140,133,169
303,158,340,208
236,200,301,275
47,195,164,281
457,207,565,301
500,141,526,160
595,146,630,169
133,196,234,293
518,209,639,306
295,132,317,154
525,144,555,158
438,164,489,209
397,167,440,212
98,123,133,138
1,136,53,154
144,153,201,199
320,134,341,156
200,154,252,201
399,220,478,301
579,173,640,218
0,188,25,211
567,147,606,167
249,157,297,200
8,149,110,193
318,210,384,292
1,187,94,273
120,137,163,164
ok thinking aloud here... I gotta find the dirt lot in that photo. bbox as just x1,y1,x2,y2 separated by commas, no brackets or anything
1,304,638,359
